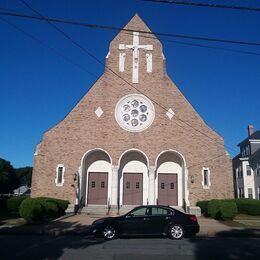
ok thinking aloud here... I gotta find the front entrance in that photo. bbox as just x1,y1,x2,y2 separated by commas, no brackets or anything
158,173,178,206
87,172,108,205
123,173,143,205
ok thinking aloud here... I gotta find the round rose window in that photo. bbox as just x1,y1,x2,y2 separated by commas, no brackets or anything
115,94,155,132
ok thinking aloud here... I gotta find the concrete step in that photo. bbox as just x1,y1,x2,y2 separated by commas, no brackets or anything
79,205,189,216
80,205,118,215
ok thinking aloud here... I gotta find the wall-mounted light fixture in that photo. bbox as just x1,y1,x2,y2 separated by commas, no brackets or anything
191,175,195,183
73,172,78,181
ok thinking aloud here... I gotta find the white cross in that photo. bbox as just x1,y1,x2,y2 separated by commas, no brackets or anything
119,32,153,83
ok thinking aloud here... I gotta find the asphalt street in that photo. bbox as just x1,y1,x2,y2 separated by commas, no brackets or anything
1,235,260,260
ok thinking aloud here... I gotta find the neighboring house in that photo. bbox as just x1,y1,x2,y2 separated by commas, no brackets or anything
13,185,31,195
233,125,260,199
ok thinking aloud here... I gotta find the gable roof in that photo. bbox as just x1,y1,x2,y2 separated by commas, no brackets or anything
238,130,260,146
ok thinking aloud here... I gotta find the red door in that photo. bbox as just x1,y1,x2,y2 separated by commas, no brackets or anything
123,173,143,205
87,172,108,205
158,174,178,206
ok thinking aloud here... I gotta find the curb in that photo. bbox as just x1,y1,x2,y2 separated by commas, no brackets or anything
1,228,260,238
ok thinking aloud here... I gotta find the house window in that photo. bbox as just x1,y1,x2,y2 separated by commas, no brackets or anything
136,182,140,189
126,182,130,189
92,181,95,188
170,183,174,189
245,145,250,156
256,163,260,176
246,165,251,176
238,165,243,178
101,181,105,188
55,164,65,186
161,183,165,189
242,145,250,156
202,167,211,189
248,188,253,199
238,188,244,198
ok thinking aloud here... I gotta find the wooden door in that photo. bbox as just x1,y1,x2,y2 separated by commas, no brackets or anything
158,174,178,206
123,173,143,205
87,172,108,205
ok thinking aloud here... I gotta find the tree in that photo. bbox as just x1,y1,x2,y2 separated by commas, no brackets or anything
0,158,19,194
14,167,33,187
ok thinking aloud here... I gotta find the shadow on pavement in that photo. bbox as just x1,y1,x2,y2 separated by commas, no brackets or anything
0,220,107,259
190,229,260,260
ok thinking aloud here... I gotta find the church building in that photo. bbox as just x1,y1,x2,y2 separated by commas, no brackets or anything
31,15,233,214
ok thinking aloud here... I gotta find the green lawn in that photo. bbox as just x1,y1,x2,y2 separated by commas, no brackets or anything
224,214,260,228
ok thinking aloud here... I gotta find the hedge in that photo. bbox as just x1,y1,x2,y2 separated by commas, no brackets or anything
36,197,69,215
196,200,209,215
220,201,238,220
6,195,28,212
41,201,59,218
197,198,260,220
234,199,260,216
19,198,44,223
19,197,69,223
207,200,221,219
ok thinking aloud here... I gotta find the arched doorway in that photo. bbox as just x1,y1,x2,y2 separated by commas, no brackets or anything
155,150,187,207
118,149,149,206
81,149,112,206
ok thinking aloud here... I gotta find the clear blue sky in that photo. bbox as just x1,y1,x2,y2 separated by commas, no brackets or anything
1,0,260,168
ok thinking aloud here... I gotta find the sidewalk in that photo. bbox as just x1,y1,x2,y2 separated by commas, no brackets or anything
0,213,260,237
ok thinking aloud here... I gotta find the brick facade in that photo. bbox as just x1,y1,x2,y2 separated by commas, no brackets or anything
31,15,234,207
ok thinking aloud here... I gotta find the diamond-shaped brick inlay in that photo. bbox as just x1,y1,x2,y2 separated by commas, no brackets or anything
166,108,175,120
95,107,103,118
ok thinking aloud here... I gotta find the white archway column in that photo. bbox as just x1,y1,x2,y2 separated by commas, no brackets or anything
148,166,156,205
111,165,119,206
184,166,190,208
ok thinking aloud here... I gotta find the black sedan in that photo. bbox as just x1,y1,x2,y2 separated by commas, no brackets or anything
91,205,199,240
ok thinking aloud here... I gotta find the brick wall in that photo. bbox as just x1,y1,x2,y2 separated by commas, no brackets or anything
31,15,234,206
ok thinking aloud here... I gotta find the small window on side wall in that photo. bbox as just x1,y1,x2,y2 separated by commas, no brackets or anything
55,164,65,186
202,167,211,189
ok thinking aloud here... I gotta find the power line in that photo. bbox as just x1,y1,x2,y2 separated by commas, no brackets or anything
123,30,260,56
142,0,260,12
2,17,228,168
1,9,260,47
0,16,98,78
1,14,205,165
2,9,260,57
19,0,238,155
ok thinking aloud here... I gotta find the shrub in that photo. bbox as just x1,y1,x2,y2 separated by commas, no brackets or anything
220,201,237,220
248,204,260,215
36,197,69,216
196,200,209,215
234,199,260,215
207,200,221,219
6,195,27,212
19,198,44,223
41,201,59,218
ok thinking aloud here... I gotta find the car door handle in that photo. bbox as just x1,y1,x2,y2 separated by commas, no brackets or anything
165,217,170,220
143,218,149,221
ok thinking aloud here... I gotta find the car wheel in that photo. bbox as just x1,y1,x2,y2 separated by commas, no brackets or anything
103,226,116,240
168,224,184,240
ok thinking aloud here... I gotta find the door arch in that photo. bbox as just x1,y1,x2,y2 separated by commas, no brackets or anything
81,149,112,206
155,150,188,207
118,149,149,206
